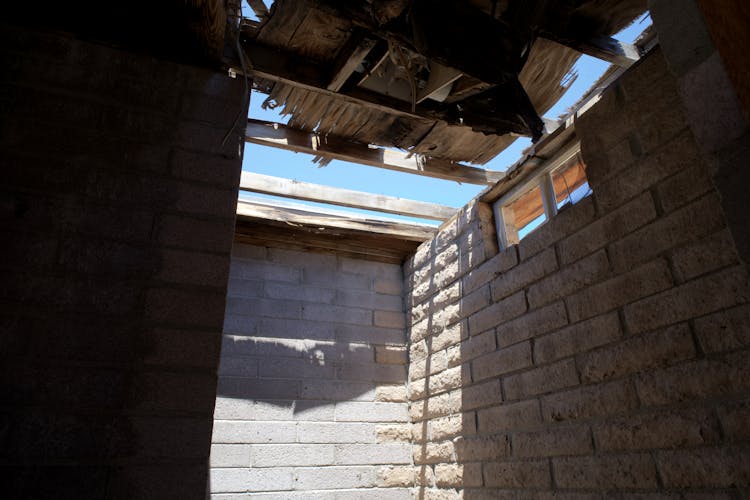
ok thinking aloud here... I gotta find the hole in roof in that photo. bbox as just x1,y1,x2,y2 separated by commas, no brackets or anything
240,9,652,226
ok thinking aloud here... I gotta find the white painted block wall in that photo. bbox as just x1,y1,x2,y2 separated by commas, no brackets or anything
210,243,412,498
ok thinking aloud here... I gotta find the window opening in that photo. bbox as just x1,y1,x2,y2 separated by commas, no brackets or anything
493,142,589,250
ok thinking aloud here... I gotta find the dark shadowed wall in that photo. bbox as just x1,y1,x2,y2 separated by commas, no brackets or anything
0,23,247,499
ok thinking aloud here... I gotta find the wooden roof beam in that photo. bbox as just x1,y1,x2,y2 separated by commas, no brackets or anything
541,33,641,67
242,40,534,138
245,118,506,185
246,0,270,20
240,172,456,221
327,30,379,92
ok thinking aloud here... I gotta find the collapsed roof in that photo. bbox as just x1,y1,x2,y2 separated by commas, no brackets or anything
241,0,647,164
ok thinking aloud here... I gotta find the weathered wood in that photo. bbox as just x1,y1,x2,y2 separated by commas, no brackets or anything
543,34,640,67
417,62,463,103
236,198,437,241
247,0,269,20
242,40,538,138
234,218,420,264
245,118,506,185
240,172,456,220
328,31,378,91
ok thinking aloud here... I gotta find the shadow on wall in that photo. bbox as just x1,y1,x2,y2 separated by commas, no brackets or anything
215,335,397,412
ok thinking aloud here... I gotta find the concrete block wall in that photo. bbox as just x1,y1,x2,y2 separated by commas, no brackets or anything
404,47,750,498
210,243,412,498
0,25,246,498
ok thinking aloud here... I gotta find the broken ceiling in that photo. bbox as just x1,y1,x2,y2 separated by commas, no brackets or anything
240,0,647,164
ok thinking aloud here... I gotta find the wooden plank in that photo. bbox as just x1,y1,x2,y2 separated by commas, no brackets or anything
246,0,269,20
416,62,463,103
245,118,506,185
240,172,456,220
235,219,419,264
328,31,378,91
241,40,537,138
236,198,437,241
541,34,640,67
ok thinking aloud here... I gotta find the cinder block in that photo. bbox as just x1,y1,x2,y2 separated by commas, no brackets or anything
226,297,301,320
226,277,264,298
552,453,658,489
533,312,621,364
334,402,409,422
303,304,372,326
258,357,336,380
693,304,750,353
477,399,541,434
428,412,476,441
336,289,402,311
490,248,557,302
623,265,749,334
435,463,482,488
300,380,375,402
635,351,750,406
448,329,496,366
483,459,551,488
249,444,334,467
459,284,491,318
212,421,297,444
503,358,579,400
461,379,502,411
216,378,301,401
374,310,406,329
512,426,592,458
297,422,375,444
217,357,259,378
593,407,721,451
670,229,739,283
577,323,696,384
717,399,750,442
293,466,377,490
461,245,518,294
566,258,673,323
541,379,639,423
157,213,235,254
412,440,455,465
266,282,337,304
409,390,461,422
526,250,610,310
518,196,596,261
376,424,412,443
377,465,416,487
338,362,406,384
657,446,750,488
375,345,407,365
454,435,509,462
210,444,251,467
376,385,408,403
468,290,527,335
210,468,294,493
335,444,411,465
472,342,532,382
608,193,726,273
496,301,568,349
231,260,301,284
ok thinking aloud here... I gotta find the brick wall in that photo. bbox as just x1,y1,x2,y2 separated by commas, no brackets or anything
404,47,750,498
210,243,412,498
0,25,246,498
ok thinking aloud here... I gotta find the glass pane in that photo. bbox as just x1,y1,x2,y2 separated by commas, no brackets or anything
504,184,546,244
552,155,590,209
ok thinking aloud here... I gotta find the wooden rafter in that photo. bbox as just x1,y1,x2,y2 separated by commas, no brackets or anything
327,30,378,92
541,34,641,67
245,118,506,185
236,198,437,241
240,172,456,221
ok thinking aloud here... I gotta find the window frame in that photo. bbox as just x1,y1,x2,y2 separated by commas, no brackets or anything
492,140,583,250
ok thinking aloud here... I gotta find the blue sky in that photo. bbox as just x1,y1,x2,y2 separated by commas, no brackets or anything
240,12,651,224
